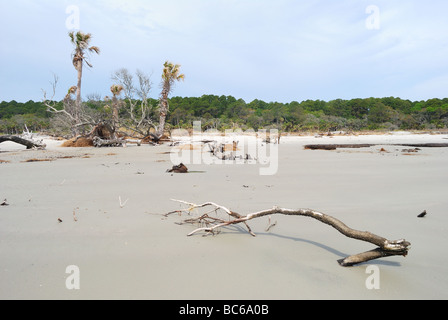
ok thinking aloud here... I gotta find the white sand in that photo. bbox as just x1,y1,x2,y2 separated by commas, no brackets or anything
1,132,448,300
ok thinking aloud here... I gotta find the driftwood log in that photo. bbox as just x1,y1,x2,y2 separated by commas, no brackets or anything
92,136,126,148
305,144,374,150
165,200,411,267
167,163,188,173
0,135,46,149
305,143,448,150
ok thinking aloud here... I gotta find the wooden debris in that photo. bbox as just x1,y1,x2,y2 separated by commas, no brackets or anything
402,148,420,153
167,163,188,173
305,143,448,151
92,136,126,148
305,144,374,150
0,135,46,149
165,200,411,267
417,210,427,218
22,158,53,163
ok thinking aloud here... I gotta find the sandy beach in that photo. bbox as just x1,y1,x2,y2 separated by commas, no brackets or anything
1,131,448,300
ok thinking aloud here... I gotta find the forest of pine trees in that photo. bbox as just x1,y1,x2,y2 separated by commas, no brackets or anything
1,95,448,135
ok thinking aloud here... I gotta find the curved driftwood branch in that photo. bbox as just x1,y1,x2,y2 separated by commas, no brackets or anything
0,135,46,150
167,200,411,267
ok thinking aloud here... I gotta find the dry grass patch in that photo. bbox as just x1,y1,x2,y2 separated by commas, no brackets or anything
61,137,94,147
23,158,53,163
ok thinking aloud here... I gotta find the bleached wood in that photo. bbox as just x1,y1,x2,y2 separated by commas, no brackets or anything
167,200,411,267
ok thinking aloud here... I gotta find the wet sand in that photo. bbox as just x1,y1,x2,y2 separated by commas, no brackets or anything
1,132,448,300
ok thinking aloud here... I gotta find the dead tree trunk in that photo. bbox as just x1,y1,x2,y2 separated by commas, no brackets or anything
89,123,126,147
165,200,411,267
92,136,126,148
304,143,448,150
0,135,46,150
305,144,374,150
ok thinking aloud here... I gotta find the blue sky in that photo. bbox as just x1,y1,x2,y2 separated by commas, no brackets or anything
1,0,448,103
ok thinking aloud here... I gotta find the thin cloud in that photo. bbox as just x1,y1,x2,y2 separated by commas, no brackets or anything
1,0,448,102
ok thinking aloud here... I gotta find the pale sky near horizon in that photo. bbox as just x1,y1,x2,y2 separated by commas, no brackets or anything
1,0,448,103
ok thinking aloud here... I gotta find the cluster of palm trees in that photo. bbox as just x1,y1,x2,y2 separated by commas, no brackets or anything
65,30,184,139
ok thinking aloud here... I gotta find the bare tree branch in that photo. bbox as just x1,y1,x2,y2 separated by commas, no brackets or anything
166,200,411,267
112,68,157,138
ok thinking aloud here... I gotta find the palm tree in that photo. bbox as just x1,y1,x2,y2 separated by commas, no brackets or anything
68,31,100,131
66,85,77,99
110,84,124,129
157,61,184,137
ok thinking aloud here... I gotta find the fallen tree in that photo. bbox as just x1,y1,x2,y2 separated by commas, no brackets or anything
304,143,448,150
59,123,127,148
0,135,46,150
92,136,126,148
165,200,411,267
305,144,374,150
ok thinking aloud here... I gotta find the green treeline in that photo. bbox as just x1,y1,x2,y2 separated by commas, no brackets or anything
166,95,448,132
0,100,53,133
1,96,448,134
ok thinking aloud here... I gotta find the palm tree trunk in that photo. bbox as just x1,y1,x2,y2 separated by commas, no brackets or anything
74,60,83,135
112,95,119,131
157,89,169,137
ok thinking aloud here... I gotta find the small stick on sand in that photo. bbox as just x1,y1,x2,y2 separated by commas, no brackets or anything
119,196,129,208
265,216,277,232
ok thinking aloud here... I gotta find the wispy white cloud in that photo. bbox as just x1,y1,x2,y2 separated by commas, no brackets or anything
1,0,448,102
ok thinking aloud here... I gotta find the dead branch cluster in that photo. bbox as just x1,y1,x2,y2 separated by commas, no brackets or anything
164,200,411,267
206,140,255,161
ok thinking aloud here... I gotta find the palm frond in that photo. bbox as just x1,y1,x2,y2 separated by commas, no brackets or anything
89,46,101,55
68,31,75,44
75,31,83,43
68,86,77,95
110,84,124,96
